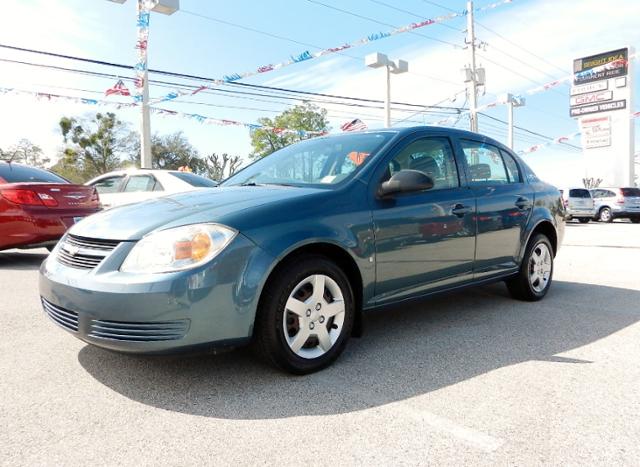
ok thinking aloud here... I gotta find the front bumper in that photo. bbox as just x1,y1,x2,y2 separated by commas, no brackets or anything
38,233,274,354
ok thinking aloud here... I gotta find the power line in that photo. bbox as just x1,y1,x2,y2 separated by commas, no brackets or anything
0,44,463,112
178,9,460,86
304,0,461,48
367,0,464,33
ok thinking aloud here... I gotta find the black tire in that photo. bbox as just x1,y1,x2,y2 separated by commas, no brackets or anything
631,218,640,224
599,207,613,223
578,218,590,224
253,255,355,374
46,245,55,252
506,234,554,302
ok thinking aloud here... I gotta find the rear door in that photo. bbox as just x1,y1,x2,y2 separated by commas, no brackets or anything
457,139,534,278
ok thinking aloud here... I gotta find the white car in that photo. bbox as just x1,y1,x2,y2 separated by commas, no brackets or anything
86,169,217,209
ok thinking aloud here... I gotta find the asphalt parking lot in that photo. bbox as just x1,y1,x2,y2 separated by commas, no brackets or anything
1,222,639,466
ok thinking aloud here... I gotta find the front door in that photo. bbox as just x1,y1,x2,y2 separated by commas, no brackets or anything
458,139,534,277
371,135,476,305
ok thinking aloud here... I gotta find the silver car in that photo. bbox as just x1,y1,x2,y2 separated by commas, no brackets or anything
560,188,595,223
590,187,640,223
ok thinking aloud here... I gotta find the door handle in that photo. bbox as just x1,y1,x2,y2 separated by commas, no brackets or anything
451,203,472,217
515,197,531,210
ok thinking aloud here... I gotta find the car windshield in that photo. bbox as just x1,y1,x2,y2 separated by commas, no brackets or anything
569,189,591,198
0,163,68,184
170,171,218,187
223,132,394,187
621,188,640,197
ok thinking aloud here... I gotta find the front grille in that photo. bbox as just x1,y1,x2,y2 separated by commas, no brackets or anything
42,298,79,332
56,234,121,270
89,319,189,342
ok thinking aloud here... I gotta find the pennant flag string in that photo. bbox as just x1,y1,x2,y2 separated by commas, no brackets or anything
145,0,517,106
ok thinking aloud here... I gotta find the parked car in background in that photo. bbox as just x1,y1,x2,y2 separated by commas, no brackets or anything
86,169,218,209
590,187,640,223
560,188,595,223
40,127,564,374
0,162,101,251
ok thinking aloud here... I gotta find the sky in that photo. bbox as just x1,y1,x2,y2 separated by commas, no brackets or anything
0,0,638,187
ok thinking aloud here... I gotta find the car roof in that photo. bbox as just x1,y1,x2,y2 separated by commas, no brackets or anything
317,126,516,155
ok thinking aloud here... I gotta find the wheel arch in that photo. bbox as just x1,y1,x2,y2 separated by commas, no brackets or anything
525,220,558,257
255,241,365,337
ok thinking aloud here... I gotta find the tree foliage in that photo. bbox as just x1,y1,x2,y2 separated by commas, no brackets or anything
129,131,202,171
249,103,329,159
59,112,135,180
0,139,50,167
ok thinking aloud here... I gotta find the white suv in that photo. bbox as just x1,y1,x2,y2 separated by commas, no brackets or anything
560,188,595,223
590,187,640,223
86,169,217,209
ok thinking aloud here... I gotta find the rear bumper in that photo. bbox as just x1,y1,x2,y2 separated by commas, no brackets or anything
566,208,595,219
0,208,100,250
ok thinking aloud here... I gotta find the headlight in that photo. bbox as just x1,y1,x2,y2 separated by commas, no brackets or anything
120,223,237,273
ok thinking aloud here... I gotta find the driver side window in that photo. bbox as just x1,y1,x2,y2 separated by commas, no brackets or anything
385,137,459,190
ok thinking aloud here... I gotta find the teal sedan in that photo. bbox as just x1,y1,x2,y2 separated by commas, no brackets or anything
39,127,564,374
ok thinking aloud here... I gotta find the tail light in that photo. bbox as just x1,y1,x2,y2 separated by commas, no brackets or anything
616,190,625,204
90,188,102,208
0,188,58,207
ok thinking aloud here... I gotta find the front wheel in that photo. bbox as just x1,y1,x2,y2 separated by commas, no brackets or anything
506,234,554,301
254,255,355,374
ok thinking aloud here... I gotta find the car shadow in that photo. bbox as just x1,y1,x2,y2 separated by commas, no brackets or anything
0,250,48,271
77,280,640,420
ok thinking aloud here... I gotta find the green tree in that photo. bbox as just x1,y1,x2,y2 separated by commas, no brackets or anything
59,112,136,180
130,132,203,171
0,139,50,167
249,103,329,159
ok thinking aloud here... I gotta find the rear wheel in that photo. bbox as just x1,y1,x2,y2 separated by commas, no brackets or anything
506,234,554,301
578,218,590,224
599,207,613,223
254,255,354,374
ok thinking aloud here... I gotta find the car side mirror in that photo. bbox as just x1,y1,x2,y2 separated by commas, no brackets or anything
378,169,434,198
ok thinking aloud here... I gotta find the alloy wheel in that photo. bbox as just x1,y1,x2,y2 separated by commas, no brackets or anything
282,274,345,359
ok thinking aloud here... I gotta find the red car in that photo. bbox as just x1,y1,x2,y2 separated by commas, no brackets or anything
0,162,101,251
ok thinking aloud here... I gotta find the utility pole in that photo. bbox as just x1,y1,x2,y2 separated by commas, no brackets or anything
384,64,391,128
466,0,478,133
106,0,179,169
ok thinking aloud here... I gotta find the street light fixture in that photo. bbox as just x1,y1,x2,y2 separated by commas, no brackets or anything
106,0,180,169
498,93,526,150
365,52,408,128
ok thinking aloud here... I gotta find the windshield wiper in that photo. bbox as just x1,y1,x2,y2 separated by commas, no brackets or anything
239,182,296,187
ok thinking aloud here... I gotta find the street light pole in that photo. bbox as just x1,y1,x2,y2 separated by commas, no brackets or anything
384,64,391,128
466,0,478,133
499,93,525,149
365,53,408,128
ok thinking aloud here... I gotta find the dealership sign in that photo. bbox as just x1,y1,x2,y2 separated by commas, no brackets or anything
570,81,608,96
570,99,626,117
570,90,613,107
573,48,628,85
580,116,611,149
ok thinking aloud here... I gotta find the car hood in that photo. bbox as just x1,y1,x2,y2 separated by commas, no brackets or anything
69,185,324,241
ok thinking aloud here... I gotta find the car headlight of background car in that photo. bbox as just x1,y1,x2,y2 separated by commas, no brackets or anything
120,223,237,274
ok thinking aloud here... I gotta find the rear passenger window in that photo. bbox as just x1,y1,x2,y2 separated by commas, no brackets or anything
500,150,521,183
385,137,459,191
461,140,508,186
